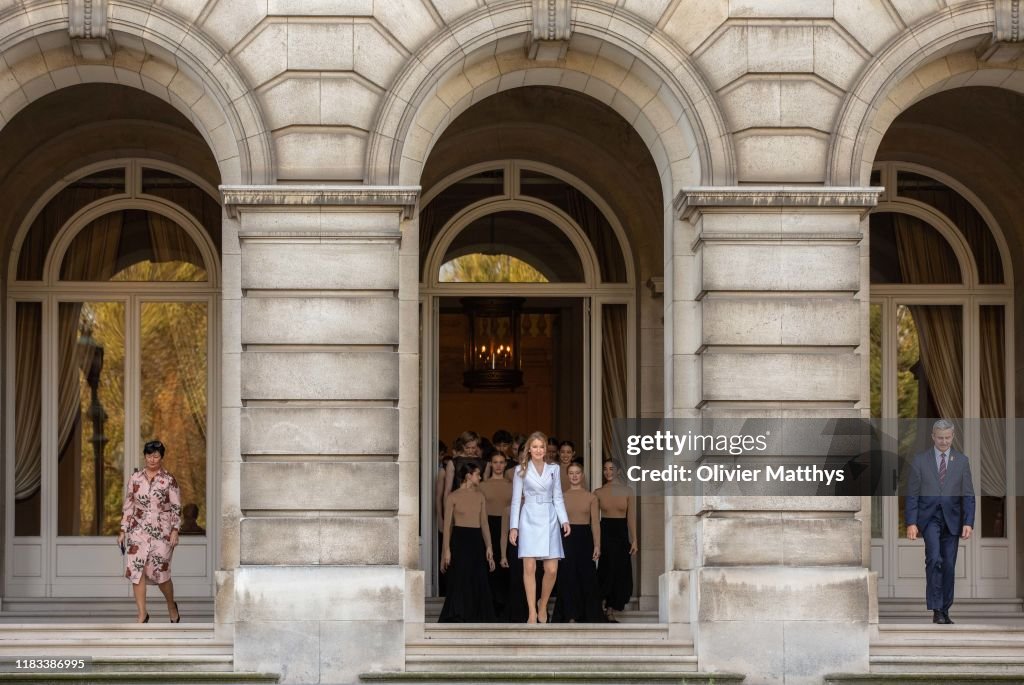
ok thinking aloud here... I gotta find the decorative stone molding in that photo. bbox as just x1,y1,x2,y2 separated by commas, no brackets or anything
529,0,571,61
675,187,881,221
69,0,112,61
645,276,664,298
979,1,1024,62
221,185,421,220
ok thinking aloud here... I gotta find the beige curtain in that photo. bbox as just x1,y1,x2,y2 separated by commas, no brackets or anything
601,304,628,461
979,306,1006,498
14,305,42,500
147,212,204,267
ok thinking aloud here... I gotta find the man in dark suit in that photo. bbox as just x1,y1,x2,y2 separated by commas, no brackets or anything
905,419,975,624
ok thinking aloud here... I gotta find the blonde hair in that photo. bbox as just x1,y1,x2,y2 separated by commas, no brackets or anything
517,431,549,478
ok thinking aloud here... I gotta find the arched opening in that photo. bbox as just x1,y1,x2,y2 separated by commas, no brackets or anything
1,84,222,613
869,85,1022,618
418,86,663,619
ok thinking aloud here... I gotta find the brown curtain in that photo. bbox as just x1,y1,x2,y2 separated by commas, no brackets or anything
979,306,1006,498
601,304,628,461
147,212,204,266
14,305,42,500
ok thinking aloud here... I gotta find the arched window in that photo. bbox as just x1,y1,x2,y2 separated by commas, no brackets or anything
7,160,219,597
869,163,1012,553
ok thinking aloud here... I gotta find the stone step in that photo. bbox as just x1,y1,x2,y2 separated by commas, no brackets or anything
404,655,698,673
407,639,693,657
0,600,214,624
420,624,669,640
878,598,1023,613
361,672,742,685
869,655,1024,675
0,673,276,684
827,675,1024,684
0,624,230,659
70,656,233,673
874,624,1024,642
872,641,1024,657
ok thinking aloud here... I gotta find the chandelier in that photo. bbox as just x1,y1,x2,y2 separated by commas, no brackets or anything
461,297,524,391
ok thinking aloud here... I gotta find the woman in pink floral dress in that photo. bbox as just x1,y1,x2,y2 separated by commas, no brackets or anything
117,440,183,623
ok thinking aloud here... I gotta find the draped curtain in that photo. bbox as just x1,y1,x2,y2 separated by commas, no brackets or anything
893,213,1004,498
601,305,628,462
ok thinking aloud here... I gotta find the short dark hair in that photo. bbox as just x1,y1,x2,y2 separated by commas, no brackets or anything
548,436,559,446
143,440,165,457
492,430,513,445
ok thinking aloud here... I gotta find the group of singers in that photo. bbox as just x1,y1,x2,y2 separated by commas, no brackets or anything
435,430,637,624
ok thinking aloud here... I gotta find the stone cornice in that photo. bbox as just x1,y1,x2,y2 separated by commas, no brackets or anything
220,185,421,219
675,187,882,221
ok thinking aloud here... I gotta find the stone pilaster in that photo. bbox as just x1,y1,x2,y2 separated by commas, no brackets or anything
667,187,880,685
220,185,419,685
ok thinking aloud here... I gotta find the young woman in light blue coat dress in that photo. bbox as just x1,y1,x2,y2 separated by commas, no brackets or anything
508,431,571,623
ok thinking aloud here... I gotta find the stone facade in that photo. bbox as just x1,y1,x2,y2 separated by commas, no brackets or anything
0,1,1022,684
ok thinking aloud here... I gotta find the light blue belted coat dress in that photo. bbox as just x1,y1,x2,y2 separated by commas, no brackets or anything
509,462,570,560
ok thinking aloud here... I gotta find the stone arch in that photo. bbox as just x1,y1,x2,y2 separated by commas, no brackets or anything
366,0,734,192
828,1,1001,185
0,0,273,184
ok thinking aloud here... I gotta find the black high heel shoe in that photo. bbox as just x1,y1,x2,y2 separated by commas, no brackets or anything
141,613,150,623
170,602,181,624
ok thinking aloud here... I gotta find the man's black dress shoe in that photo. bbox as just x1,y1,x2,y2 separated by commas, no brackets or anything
942,611,954,624
932,610,943,624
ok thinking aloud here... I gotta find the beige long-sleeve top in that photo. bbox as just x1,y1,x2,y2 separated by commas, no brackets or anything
479,478,512,517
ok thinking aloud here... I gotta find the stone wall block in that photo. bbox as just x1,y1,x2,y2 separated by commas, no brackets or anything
702,516,784,566
320,517,399,565
697,566,871,622
240,517,398,565
703,352,860,401
241,350,398,400
241,242,398,290
702,244,860,291
234,566,405,621
242,297,398,345
240,462,399,511
320,620,404,684
240,407,398,455
240,518,320,565
235,620,319,685
703,298,860,346
783,518,863,566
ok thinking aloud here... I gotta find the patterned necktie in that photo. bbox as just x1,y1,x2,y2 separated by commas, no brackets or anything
939,453,947,487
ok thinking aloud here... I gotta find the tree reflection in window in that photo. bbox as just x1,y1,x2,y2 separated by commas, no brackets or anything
440,253,549,283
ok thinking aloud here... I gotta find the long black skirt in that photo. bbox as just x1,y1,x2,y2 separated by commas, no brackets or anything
439,526,495,623
552,524,605,622
487,515,509,617
597,517,633,612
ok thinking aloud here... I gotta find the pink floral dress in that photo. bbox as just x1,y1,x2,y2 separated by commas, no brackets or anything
120,468,182,584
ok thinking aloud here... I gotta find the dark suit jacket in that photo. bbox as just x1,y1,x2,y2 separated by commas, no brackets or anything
905,449,976,535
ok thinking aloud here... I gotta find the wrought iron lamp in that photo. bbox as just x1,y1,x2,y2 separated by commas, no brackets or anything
461,297,524,390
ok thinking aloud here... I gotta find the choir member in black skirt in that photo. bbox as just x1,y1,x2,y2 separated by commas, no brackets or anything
439,462,496,622
552,461,605,622
479,451,512,618
594,458,637,622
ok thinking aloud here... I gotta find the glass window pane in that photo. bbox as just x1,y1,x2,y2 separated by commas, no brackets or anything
520,170,628,282
140,168,222,256
14,302,42,536
60,210,207,281
440,211,584,282
420,169,504,277
58,302,125,536
869,302,882,539
979,305,1006,537
897,170,1003,284
17,168,126,280
440,254,549,283
870,212,961,284
141,302,208,533
896,304,963,538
